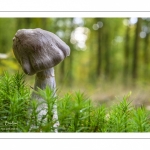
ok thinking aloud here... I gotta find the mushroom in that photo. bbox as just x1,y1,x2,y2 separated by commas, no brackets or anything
12,28,70,132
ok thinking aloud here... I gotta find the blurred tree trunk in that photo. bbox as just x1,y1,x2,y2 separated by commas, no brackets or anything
16,18,22,30
88,29,97,82
144,29,150,80
123,23,130,85
132,18,142,82
96,19,102,78
104,29,110,80
42,18,47,29
25,18,31,28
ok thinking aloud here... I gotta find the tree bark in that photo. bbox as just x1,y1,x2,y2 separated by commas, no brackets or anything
132,18,142,82
104,29,110,80
143,31,150,80
123,23,130,84
96,22,102,77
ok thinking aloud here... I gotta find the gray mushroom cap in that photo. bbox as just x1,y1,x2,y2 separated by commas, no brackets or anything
12,28,70,75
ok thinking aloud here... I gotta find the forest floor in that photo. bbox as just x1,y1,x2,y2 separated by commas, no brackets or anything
58,81,150,110
90,84,150,109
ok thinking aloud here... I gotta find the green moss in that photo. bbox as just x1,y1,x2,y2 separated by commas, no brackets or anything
0,72,150,132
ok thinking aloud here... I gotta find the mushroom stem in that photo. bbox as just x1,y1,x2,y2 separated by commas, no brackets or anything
33,67,59,132
34,68,56,92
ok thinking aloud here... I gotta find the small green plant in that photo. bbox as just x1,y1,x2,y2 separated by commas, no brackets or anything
0,72,150,132
90,105,107,132
0,72,30,132
131,107,150,132
58,92,92,132
106,93,133,132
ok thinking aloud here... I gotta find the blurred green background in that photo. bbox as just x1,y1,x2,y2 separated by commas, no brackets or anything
0,18,150,108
